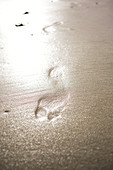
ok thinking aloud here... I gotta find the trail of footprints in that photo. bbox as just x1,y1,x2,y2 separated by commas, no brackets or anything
35,66,70,122
14,10,70,122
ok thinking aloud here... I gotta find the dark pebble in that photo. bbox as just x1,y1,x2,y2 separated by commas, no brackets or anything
15,23,24,27
4,110,10,113
24,12,29,14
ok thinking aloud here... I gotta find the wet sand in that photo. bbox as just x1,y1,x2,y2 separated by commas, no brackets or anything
0,0,113,169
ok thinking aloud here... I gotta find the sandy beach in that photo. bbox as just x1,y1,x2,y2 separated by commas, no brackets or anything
0,0,113,169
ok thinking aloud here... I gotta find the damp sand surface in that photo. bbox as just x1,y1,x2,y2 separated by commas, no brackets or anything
0,0,113,170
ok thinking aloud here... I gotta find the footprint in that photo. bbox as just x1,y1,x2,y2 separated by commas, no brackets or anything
48,66,66,90
35,92,70,122
42,21,63,34
35,65,69,122
48,66,57,78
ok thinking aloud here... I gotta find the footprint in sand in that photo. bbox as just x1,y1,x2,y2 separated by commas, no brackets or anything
47,66,66,90
42,21,63,34
35,91,70,122
35,66,70,122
